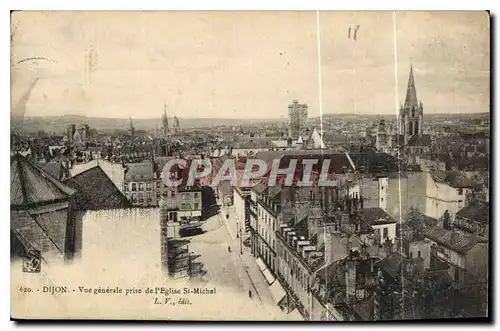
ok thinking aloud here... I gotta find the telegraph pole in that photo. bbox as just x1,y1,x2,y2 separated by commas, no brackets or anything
239,225,243,255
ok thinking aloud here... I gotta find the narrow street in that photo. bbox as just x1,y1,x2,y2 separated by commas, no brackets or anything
185,204,294,319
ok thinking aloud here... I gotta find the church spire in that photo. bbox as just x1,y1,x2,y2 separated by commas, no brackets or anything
129,117,135,137
162,103,169,134
404,65,419,109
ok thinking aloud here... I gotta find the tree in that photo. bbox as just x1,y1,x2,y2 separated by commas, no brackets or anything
406,206,426,240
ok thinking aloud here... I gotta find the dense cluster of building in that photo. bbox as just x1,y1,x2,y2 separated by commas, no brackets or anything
10,65,489,321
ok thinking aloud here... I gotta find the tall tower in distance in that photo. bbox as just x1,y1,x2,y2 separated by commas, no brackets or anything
288,100,308,139
399,66,424,145
129,117,135,138
173,116,180,133
162,103,169,136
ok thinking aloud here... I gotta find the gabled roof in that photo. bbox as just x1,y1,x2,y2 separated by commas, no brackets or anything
11,153,75,208
425,226,488,255
64,166,132,211
358,208,397,225
456,200,489,225
306,128,327,149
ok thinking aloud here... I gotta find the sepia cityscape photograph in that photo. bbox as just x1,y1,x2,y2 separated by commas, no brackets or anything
10,10,490,321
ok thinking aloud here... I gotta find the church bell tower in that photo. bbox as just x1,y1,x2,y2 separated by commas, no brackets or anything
399,66,424,145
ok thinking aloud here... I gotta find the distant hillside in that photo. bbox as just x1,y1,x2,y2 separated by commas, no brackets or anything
11,112,489,135
311,112,490,121
11,115,286,135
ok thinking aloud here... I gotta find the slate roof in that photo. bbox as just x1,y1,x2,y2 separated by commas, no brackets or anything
456,200,489,225
430,170,479,188
64,166,132,211
37,161,64,180
11,153,75,208
11,209,66,258
425,227,488,255
357,208,397,225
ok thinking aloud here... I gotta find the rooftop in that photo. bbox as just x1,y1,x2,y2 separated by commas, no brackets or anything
456,199,489,225
425,227,488,255
64,166,132,211
11,153,75,208
357,208,397,225
430,170,479,188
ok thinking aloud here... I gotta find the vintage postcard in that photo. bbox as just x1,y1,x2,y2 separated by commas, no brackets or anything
10,11,490,321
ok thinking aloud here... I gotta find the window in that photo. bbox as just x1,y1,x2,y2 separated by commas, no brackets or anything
171,191,176,198
131,183,137,191
383,227,389,239
123,184,128,192
138,193,144,203
194,203,199,210
156,193,161,201
139,183,144,191
194,193,199,199
146,182,152,191
418,251,421,258
131,193,137,203
156,181,160,189
146,192,152,203
409,252,413,258
458,188,463,195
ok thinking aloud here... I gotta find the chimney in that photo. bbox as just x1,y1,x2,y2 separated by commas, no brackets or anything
345,258,357,303
324,227,333,266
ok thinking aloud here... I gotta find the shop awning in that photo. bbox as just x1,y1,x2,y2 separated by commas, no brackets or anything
269,279,286,305
255,257,267,272
262,268,276,285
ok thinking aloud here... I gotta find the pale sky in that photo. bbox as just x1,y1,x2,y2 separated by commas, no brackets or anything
11,11,490,119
